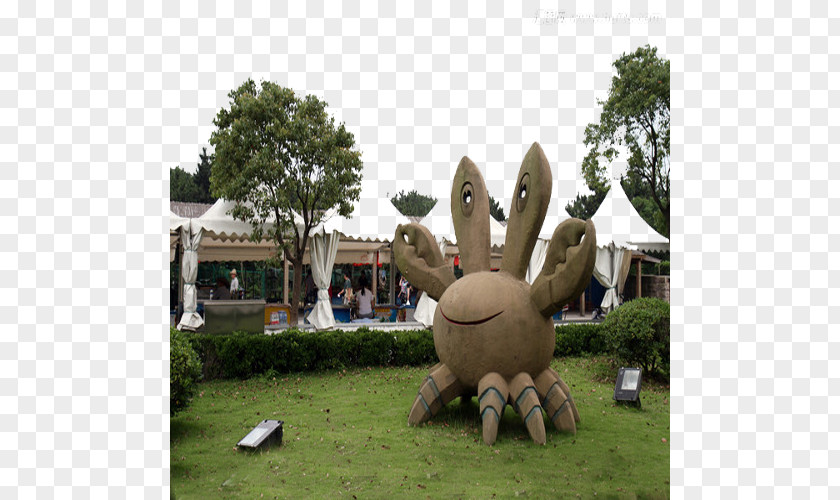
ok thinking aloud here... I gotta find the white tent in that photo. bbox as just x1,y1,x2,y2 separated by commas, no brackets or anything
306,189,413,327
593,241,633,314
188,198,309,262
589,178,669,312
306,229,341,330
176,223,204,331
314,194,411,265
169,211,189,262
590,178,669,252
317,191,413,242
175,198,304,330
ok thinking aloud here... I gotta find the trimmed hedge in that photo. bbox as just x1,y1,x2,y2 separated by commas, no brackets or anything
601,297,670,378
182,327,439,380
179,323,609,381
170,328,203,415
554,323,607,357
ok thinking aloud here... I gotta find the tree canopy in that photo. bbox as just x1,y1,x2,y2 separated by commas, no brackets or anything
193,147,215,203
209,79,364,322
580,45,669,236
390,190,437,218
169,147,217,203
170,166,201,203
390,189,505,222
488,195,505,222
565,190,607,221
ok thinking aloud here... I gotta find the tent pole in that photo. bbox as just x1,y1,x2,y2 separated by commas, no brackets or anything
372,252,378,305
176,241,183,319
283,255,289,305
636,259,642,299
580,291,584,316
389,243,395,306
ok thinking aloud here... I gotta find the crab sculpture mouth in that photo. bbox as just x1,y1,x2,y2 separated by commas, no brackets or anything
439,308,503,326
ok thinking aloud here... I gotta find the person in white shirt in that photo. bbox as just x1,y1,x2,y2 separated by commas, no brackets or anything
230,269,241,298
356,277,375,319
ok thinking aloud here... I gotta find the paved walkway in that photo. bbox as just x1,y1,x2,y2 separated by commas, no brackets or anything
265,308,601,333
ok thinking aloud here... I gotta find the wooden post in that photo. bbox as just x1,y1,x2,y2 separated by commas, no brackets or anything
372,251,379,305
580,291,585,316
389,244,395,305
636,259,642,300
283,256,289,305
176,242,183,305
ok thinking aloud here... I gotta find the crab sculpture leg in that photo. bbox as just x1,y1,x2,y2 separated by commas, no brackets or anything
408,365,582,445
476,369,580,445
407,363,464,425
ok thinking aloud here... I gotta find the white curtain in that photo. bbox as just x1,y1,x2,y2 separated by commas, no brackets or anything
177,222,204,331
413,238,449,327
306,229,340,330
525,239,550,284
592,242,633,313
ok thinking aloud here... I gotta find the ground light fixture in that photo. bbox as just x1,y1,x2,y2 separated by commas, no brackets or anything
237,419,284,449
613,367,642,408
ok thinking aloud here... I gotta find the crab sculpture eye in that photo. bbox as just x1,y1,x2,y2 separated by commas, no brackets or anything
516,173,530,212
460,182,474,216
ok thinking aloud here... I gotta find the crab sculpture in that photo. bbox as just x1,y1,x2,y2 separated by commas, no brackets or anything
393,143,597,445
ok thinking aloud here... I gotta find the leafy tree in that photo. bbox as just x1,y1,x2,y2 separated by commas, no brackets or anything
194,147,216,204
565,189,607,220
582,45,669,236
390,190,437,217
170,166,201,202
622,174,667,236
489,195,505,222
169,149,217,203
209,79,363,324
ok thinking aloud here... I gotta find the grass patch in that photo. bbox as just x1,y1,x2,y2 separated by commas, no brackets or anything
171,356,669,498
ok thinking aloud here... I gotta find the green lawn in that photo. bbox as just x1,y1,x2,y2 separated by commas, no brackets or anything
171,356,669,499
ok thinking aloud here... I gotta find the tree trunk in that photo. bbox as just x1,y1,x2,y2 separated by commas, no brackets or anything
290,257,303,326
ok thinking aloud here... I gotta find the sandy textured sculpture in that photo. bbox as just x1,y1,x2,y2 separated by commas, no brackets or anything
393,143,597,445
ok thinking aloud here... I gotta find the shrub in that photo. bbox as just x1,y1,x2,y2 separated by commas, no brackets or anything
179,327,439,380
600,297,670,378
170,328,203,416
393,329,437,365
656,261,670,275
554,323,606,357
356,328,395,366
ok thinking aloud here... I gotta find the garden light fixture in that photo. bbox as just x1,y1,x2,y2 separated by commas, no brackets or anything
237,419,284,449
613,367,642,408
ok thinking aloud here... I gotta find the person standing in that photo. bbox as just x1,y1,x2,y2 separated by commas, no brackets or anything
337,273,353,305
398,275,412,306
230,269,241,298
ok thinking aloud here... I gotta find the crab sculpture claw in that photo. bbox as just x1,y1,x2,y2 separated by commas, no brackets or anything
530,219,597,317
393,223,456,302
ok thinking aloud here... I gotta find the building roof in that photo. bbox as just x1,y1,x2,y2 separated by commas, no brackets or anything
170,201,213,218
